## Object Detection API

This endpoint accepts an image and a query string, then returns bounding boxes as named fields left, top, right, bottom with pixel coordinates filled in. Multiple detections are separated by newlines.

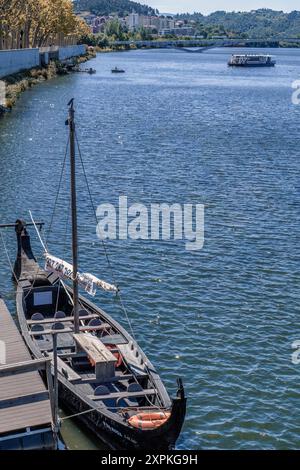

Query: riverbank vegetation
left=0, top=0, right=90, bottom=49
left=175, top=9, right=300, bottom=39
left=0, top=50, right=95, bottom=116
left=74, top=0, right=156, bottom=17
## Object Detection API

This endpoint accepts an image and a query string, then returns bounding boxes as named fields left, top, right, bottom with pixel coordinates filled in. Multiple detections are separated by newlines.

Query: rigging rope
left=46, top=136, right=69, bottom=246
left=0, top=230, right=19, bottom=285
left=74, top=131, right=136, bottom=341
left=60, top=404, right=168, bottom=422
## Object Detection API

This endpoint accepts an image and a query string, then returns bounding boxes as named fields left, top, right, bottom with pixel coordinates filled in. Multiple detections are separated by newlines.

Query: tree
left=0, top=0, right=90, bottom=50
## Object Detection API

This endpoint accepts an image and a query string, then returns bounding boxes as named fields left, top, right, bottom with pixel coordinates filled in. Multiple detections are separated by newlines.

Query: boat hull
left=59, top=380, right=186, bottom=450
left=228, top=63, right=275, bottom=67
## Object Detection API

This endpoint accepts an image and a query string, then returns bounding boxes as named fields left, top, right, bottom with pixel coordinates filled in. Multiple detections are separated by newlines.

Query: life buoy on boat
left=128, top=412, right=171, bottom=430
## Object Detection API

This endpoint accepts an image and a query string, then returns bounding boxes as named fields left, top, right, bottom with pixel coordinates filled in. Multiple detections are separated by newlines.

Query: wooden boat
left=111, top=67, right=125, bottom=74
left=12, top=101, right=186, bottom=450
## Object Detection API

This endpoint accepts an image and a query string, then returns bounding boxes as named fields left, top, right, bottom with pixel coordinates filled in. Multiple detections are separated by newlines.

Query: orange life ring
left=128, top=412, right=171, bottom=430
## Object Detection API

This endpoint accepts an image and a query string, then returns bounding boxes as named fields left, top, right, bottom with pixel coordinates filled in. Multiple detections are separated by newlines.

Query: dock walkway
left=0, top=296, right=56, bottom=449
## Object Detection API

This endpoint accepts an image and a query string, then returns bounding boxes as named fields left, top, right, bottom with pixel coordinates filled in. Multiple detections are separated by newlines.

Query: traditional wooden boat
left=12, top=101, right=186, bottom=450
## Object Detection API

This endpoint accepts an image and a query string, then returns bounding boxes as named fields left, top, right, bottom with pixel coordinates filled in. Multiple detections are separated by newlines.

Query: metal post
left=68, top=99, right=79, bottom=334
left=52, top=333, right=59, bottom=433
left=45, top=357, right=59, bottom=448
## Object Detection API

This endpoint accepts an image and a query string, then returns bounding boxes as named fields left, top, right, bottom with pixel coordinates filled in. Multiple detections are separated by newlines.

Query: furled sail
left=79, top=272, right=118, bottom=296
left=44, top=253, right=118, bottom=295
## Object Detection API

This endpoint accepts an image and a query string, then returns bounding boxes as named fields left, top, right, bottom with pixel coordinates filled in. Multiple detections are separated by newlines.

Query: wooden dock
left=0, top=296, right=57, bottom=449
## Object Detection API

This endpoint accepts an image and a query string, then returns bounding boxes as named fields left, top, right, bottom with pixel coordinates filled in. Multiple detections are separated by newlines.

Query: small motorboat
left=73, top=66, right=96, bottom=74
left=111, top=67, right=125, bottom=74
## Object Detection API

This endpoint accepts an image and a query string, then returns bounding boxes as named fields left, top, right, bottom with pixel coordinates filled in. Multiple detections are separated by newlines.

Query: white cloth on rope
left=44, top=252, right=118, bottom=296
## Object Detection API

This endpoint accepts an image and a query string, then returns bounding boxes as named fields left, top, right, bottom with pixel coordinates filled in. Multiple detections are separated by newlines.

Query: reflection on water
left=60, top=409, right=105, bottom=450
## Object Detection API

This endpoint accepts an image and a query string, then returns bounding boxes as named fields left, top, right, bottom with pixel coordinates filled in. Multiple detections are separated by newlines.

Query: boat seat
left=125, top=383, right=144, bottom=406
left=88, top=318, right=102, bottom=328
left=31, top=313, right=44, bottom=321
left=80, top=374, right=133, bottom=385
left=88, top=388, right=156, bottom=402
left=31, top=323, right=44, bottom=332
left=30, top=323, right=45, bottom=339
left=30, top=324, right=111, bottom=336
left=81, top=323, right=111, bottom=333
left=27, top=314, right=99, bottom=325
left=54, top=311, right=66, bottom=319
left=52, top=322, right=65, bottom=330
left=94, top=385, right=110, bottom=396
left=127, top=383, right=143, bottom=393
left=79, top=309, right=89, bottom=317
left=93, top=385, right=116, bottom=408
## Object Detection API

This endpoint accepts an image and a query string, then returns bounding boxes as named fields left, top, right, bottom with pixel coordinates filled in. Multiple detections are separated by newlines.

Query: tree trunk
left=24, top=20, right=31, bottom=49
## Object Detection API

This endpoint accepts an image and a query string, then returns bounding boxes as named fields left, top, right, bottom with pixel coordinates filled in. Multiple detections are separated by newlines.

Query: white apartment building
left=126, top=13, right=175, bottom=32
left=126, top=12, right=140, bottom=30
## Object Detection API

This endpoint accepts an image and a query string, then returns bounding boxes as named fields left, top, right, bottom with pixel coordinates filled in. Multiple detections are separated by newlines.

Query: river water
left=0, top=47, right=299, bottom=450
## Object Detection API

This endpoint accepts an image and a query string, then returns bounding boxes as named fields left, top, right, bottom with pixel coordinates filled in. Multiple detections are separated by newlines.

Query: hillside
left=176, top=9, right=300, bottom=38
left=74, top=0, right=157, bottom=16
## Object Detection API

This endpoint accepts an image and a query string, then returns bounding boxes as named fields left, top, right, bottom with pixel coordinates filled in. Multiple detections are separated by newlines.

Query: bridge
left=111, top=38, right=300, bottom=50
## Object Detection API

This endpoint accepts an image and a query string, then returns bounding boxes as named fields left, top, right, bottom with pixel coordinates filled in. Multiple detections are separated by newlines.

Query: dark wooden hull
left=59, top=380, right=186, bottom=450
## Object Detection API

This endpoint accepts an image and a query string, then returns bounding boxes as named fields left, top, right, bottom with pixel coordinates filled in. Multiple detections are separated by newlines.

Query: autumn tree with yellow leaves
left=0, top=0, right=89, bottom=50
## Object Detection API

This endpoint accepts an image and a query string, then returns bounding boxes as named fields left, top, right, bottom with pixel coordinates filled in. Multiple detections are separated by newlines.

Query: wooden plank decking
left=0, top=298, right=53, bottom=435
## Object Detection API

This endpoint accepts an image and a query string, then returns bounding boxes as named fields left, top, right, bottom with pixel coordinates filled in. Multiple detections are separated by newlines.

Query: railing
left=110, top=37, right=300, bottom=48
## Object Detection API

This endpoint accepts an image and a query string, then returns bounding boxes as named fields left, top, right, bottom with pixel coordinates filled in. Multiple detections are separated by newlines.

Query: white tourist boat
left=228, top=54, right=276, bottom=67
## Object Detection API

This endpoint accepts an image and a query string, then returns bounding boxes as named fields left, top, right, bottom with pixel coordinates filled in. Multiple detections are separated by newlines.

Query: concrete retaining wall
left=0, top=48, right=40, bottom=79
left=58, top=45, right=86, bottom=61
left=0, top=45, right=86, bottom=79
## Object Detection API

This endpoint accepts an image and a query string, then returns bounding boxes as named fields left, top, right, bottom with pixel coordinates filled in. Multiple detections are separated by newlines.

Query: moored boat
left=12, top=101, right=186, bottom=450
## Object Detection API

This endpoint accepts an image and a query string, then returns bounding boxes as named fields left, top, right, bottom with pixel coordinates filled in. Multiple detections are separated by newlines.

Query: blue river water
left=0, top=47, right=299, bottom=449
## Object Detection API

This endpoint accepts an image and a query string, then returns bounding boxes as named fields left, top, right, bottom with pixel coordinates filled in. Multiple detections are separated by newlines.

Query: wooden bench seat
left=27, top=314, right=99, bottom=325
left=87, top=389, right=155, bottom=401
left=80, top=374, right=133, bottom=385
left=73, top=333, right=117, bottom=381
left=30, top=324, right=111, bottom=336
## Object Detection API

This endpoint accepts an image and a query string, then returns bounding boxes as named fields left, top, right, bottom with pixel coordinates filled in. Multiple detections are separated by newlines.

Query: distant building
left=160, top=27, right=196, bottom=37
left=126, top=13, right=175, bottom=33
left=91, top=16, right=108, bottom=34
left=126, top=12, right=140, bottom=30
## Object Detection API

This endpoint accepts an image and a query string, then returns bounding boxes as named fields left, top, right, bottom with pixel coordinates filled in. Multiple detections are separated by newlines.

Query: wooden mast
left=68, top=99, right=80, bottom=334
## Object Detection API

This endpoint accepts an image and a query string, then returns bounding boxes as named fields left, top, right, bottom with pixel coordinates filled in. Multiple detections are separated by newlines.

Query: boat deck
left=0, top=297, right=53, bottom=436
